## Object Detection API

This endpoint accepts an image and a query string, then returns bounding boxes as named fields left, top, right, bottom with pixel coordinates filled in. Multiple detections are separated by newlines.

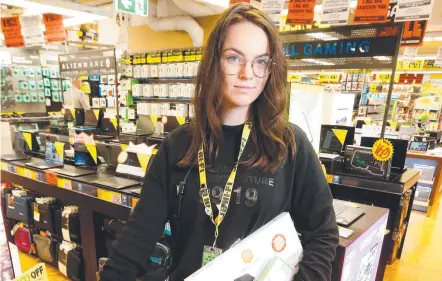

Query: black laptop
left=50, top=165, right=96, bottom=177
left=25, top=142, right=63, bottom=170
left=92, top=177, right=139, bottom=189
left=1, top=153, right=31, bottom=161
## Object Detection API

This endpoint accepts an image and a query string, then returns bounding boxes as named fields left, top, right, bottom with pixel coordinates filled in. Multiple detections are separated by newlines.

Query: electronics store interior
left=1, top=1, right=442, bottom=281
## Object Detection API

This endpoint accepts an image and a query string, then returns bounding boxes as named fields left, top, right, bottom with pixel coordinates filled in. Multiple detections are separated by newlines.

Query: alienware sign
left=284, top=37, right=398, bottom=59
left=60, top=57, right=115, bottom=71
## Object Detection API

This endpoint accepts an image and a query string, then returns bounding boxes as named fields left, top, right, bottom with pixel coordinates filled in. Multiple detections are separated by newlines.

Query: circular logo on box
left=272, top=234, right=286, bottom=252
left=241, top=249, right=253, bottom=263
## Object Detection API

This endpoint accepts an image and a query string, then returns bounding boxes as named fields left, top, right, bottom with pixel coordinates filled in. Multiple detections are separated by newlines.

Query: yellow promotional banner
left=23, top=132, right=33, bottom=150
left=319, top=74, right=340, bottom=83
left=16, top=167, right=24, bottom=176
left=332, top=129, right=348, bottom=145
left=85, top=144, right=98, bottom=164
left=93, top=109, right=100, bottom=120
left=137, top=153, right=151, bottom=173
left=389, top=121, right=398, bottom=131
left=152, top=148, right=159, bottom=155
left=176, top=116, right=186, bottom=126
left=150, top=115, right=158, bottom=127
left=287, top=74, right=302, bottom=82
left=54, top=142, right=64, bottom=159
left=13, top=262, right=48, bottom=281
left=110, top=118, right=118, bottom=128
left=69, top=109, right=76, bottom=119
left=57, top=178, right=72, bottom=189
left=120, top=144, right=128, bottom=151
left=396, top=60, right=424, bottom=71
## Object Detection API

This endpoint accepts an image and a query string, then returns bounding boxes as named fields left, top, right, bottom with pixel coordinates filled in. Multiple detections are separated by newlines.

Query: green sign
left=115, top=0, right=148, bottom=16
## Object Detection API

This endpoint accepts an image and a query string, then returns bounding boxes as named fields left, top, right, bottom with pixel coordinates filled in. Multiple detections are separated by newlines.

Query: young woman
left=101, top=4, right=338, bottom=281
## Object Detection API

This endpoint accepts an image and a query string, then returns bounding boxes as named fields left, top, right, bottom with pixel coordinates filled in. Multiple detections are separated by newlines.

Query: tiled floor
left=384, top=199, right=442, bottom=281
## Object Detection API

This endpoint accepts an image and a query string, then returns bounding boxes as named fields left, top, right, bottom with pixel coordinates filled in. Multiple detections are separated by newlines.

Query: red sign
left=354, top=0, right=390, bottom=23
left=287, top=0, right=317, bottom=25
left=401, top=20, right=427, bottom=47
left=229, top=0, right=251, bottom=4
left=0, top=17, right=25, bottom=47
left=43, top=13, right=66, bottom=43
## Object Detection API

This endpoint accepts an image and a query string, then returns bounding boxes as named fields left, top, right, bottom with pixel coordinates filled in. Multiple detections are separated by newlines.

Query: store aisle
left=384, top=199, right=442, bottom=281
left=19, top=252, right=69, bottom=281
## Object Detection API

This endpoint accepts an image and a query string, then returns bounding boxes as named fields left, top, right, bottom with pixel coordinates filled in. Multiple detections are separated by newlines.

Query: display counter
left=328, top=169, right=419, bottom=281
left=1, top=158, right=395, bottom=281
left=332, top=203, right=389, bottom=281
left=406, top=148, right=442, bottom=215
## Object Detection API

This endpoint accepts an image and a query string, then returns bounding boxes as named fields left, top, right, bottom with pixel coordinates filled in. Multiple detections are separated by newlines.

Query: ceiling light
left=306, top=32, right=338, bottom=41
left=301, top=58, right=335, bottom=66
left=0, top=0, right=108, bottom=21
left=63, top=17, right=96, bottom=27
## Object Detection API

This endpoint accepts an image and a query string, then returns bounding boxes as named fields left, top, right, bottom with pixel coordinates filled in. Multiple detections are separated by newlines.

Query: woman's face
left=221, top=21, right=270, bottom=110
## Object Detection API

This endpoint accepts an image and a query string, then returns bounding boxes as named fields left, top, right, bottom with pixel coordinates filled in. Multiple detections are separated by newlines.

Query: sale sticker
left=354, top=0, right=390, bottom=24
left=372, top=139, right=394, bottom=162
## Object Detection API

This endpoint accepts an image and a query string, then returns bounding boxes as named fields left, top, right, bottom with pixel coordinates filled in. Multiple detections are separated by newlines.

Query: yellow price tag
left=397, top=60, right=424, bottom=71
left=326, top=174, right=333, bottom=184
left=16, top=167, right=24, bottom=176
left=24, top=169, right=36, bottom=180
left=97, top=189, right=122, bottom=204
left=372, top=139, right=394, bottom=162
left=1, top=162, right=8, bottom=170
left=287, top=74, right=302, bottom=82
left=57, top=178, right=72, bottom=189
left=379, top=74, right=391, bottom=83
left=319, top=74, right=340, bottom=83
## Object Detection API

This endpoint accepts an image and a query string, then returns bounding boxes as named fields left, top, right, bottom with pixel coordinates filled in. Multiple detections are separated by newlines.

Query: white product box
left=177, top=83, right=184, bottom=98
left=132, top=84, right=142, bottom=97
left=150, top=64, right=159, bottom=78
left=189, top=104, right=195, bottom=118
left=119, top=80, right=132, bottom=91
left=106, top=96, right=116, bottom=108
left=169, top=84, right=177, bottom=98
left=137, top=103, right=145, bottom=115
left=193, top=61, right=200, bottom=77
left=186, top=84, right=193, bottom=98
left=186, top=212, right=303, bottom=281
left=183, top=63, right=189, bottom=78
left=134, top=65, right=142, bottom=78
left=170, top=63, right=177, bottom=78
left=128, top=108, right=136, bottom=120
left=160, top=84, right=169, bottom=98
left=166, top=64, right=171, bottom=78
left=100, top=75, right=107, bottom=84
left=159, top=64, right=167, bottom=78
left=151, top=104, right=161, bottom=116
left=177, top=103, right=189, bottom=116
left=107, top=75, right=116, bottom=85
left=99, top=98, right=107, bottom=108
left=92, top=98, right=100, bottom=108
left=143, top=84, right=154, bottom=97
left=142, top=65, right=150, bottom=78
left=160, top=103, right=169, bottom=115
left=153, top=85, right=160, bottom=97
left=122, top=122, right=136, bottom=133
left=186, top=62, right=194, bottom=77
left=177, top=63, right=184, bottom=78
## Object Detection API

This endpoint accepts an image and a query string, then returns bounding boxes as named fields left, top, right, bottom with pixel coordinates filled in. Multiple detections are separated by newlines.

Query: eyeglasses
left=221, top=55, right=274, bottom=78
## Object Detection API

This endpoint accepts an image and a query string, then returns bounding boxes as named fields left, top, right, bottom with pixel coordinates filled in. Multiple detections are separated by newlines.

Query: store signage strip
left=60, top=57, right=116, bottom=72
left=283, top=37, right=397, bottom=59
left=321, top=0, right=351, bottom=25
left=354, top=0, right=390, bottom=24
left=395, top=0, right=434, bottom=22
left=43, top=13, right=67, bottom=43
left=286, top=0, right=317, bottom=25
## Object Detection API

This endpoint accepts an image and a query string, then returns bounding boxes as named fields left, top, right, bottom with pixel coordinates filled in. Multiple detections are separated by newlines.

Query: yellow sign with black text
left=319, top=74, right=340, bottom=83
left=397, top=60, right=424, bottom=71
left=13, top=263, right=48, bottom=281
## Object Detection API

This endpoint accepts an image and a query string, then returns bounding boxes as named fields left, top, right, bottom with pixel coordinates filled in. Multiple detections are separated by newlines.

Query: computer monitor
left=360, top=137, right=408, bottom=172
left=73, top=143, right=97, bottom=167
left=84, top=109, right=103, bottom=127
left=45, top=141, right=64, bottom=165
left=137, top=115, right=155, bottom=134
left=319, top=125, right=355, bottom=154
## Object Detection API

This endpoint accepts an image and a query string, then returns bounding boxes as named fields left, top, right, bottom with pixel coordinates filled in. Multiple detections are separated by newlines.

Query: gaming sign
left=283, top=37, right=397, bottom=59
left=60, top=57, right=116, bottom=71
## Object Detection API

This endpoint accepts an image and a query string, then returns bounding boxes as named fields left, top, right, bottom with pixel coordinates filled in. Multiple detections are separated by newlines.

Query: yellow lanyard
left=198, top=122, right=252, bottom=247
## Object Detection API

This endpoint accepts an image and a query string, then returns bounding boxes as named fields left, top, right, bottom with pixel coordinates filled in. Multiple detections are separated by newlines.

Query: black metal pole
left=380, top=23, right=404, bottom=138
left=113, top=48, right=121, bottom=139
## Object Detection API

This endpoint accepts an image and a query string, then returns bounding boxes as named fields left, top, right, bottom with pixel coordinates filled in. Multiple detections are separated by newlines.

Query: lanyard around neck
left=198, top=122, right=252, bottom=247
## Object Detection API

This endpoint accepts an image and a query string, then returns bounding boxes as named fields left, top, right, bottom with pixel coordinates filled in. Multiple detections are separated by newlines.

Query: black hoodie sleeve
left=100, top=140, right=170, bottom=281
left=291, top=127, right=339, bottom=281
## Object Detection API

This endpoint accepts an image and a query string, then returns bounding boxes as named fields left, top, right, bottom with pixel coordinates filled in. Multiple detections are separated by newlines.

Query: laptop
left=319, top=125, right=355, bottom=158
left=122, top=115, right=155, bottom=136
left=73, top=109, right=103, bottom=130
left=25, top=142, right=63, bottom=170
left=91, top=177, right=139, bottom=189
left=333, top=199, right=365, bottom=226
left=1, top=153, right=31, bottom=161
left=50, top=165, right=96, bottom=177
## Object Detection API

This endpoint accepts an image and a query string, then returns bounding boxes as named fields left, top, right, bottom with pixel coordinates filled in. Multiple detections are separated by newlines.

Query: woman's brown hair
left=178, top=3, right=295, bottom=173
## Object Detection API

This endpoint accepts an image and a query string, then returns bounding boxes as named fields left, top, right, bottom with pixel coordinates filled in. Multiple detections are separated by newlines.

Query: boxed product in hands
left=186, top=212, right=303, bottom=281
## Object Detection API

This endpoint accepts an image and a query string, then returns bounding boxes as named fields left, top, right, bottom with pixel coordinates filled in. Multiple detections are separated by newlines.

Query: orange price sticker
left=372, top=139, right=394, bottom=162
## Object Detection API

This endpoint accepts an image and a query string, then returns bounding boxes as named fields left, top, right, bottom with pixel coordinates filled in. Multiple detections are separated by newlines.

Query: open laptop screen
left=45, top=142, right=64, bottom=165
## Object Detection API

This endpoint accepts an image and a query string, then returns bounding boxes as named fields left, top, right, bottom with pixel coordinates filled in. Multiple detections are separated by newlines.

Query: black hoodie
left=100, top=123, right=339, bottom=281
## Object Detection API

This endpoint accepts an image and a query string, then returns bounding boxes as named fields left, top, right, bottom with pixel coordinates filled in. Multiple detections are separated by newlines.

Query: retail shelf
left=136, top=78, right=197, bottom=83
left=133, top=97, right=193, bottom=103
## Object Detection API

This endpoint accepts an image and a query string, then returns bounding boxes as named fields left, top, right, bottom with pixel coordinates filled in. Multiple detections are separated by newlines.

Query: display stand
left=281, top=23, right=403, bottom=140
left=58, top=48, right=120, bottom=137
